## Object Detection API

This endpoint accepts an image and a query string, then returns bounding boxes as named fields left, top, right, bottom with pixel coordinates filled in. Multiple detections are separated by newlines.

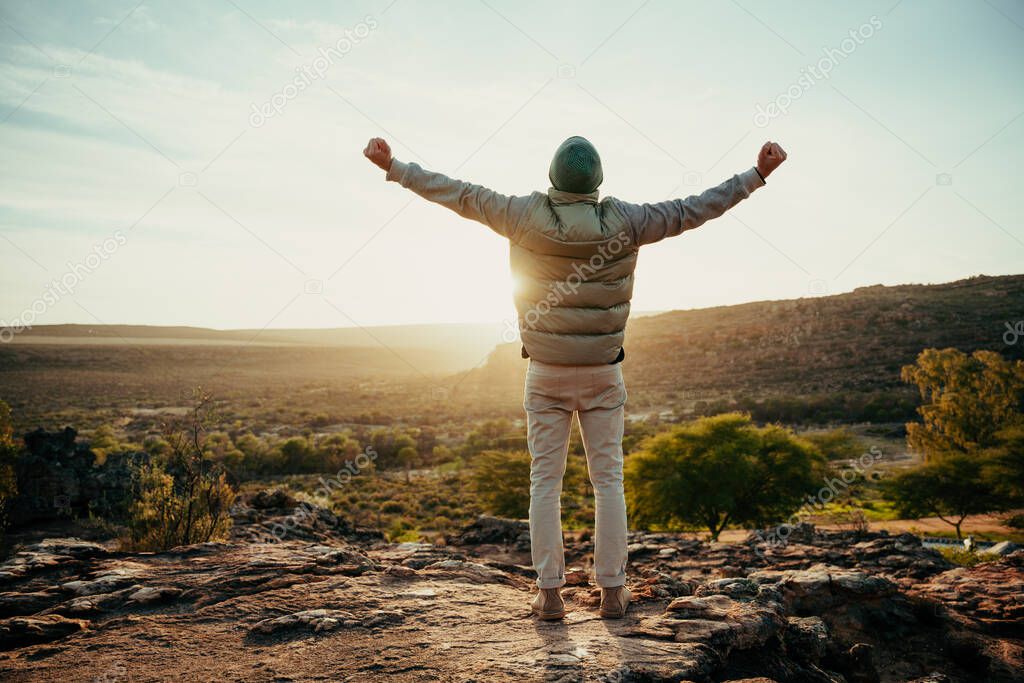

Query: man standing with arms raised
left=364, top=135, right=787, bottom=619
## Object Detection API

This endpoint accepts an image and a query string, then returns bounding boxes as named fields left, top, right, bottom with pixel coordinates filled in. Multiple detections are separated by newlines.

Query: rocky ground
left=0, top=492, right=1021, bottom=682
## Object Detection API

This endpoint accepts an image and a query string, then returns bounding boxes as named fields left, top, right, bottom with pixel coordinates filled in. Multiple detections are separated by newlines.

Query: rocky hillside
left=466, top=274, right=1024, bottom=410
left=0, top=493, right=1020, bottom=682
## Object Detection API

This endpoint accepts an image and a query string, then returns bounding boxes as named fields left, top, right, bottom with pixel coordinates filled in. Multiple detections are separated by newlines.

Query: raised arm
left=611, top=141, right=787, bottom=247
left=363, top=137, right=533, bottom=239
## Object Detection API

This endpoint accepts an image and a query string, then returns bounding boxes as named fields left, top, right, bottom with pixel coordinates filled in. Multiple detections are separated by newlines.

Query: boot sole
left=599, top=608, right=626, bottom=619
left=532, top=608, right=566, bottom=620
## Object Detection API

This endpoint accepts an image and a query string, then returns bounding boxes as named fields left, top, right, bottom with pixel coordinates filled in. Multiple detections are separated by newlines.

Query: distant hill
left=12, top=322, right=506, bottom=374
left=463, top=274, right=1024, bottom=415
left=4, top=274, right=1021, bottom=427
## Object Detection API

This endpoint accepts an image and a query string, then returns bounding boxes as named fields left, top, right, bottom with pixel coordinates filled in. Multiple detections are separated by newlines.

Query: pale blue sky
left=1, top=0, right=1022, bottom=332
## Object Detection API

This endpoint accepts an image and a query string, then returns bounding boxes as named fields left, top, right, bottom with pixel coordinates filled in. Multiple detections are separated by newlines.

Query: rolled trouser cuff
left=536, top=576, right=566, bottom=589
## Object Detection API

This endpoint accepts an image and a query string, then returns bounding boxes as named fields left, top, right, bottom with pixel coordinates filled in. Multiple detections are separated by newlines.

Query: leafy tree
left=369, top=429, right=417, bottom=470
left=883, top=453, right=1007, bottom=539
left=901, top=349, right=1024, bottom=461
left=430, top=444, right=454, bottom=466
left=471, top=450, right=532, bottom=518
left=280, top=437, right=316, bottom=473
left=982, top=425, right=1024, bottom=505
left=622, top=419, right=659, bottom=455
left=397, top=445, right=418, bottom=483
left=461, top=420, right=519, bottom=458
left=234, top=432, right=281, bottom=475
left=234, top=432, right=262, bottom=459
left=414, top=426, right=438, bottom=460
left=625, top=413, right=827, bottom=540
left=471, top=450, right=589, bottom=520
left=885, top=349, right=1023, bottom=535
left=318, top=433, right=362, bottom=471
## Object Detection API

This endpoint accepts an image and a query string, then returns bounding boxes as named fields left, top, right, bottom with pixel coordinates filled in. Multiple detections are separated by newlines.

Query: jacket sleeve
left=611, top=168, right=765, bottom=247
left=386, top=159, right=533, bottom=239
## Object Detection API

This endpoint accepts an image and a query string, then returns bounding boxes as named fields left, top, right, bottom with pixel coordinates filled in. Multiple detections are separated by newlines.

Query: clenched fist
left=757, top=141, right=787, bottom=179
left=364, top=137, right=392, bottom=171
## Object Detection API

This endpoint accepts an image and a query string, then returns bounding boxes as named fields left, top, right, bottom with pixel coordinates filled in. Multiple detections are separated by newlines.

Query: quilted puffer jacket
left=385, top=159, right=764, bottom=365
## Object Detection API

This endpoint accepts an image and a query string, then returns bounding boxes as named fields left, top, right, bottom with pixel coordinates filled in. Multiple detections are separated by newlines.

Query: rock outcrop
left=557, top=526, right=955, bottom=584
left=229, top=489, right=385, bottom=546
left=449, top=514, right=531, bottom=550
left=8, top=428, right=147, bottom=527
left=0, top=511, right=1020, bottom=682
left=910, top=550, right=1024, bottom=637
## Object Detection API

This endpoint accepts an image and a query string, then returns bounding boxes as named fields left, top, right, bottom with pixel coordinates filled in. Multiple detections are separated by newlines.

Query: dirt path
left=702, top=513, right=1021, bottom=544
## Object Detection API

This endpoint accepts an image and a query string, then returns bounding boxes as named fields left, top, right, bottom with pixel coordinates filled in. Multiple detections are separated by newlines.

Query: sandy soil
left=675, top=512, right=1022, bottom=544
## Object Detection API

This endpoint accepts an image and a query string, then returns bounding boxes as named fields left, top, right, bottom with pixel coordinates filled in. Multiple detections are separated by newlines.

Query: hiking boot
left=599, top=585, right=631, bottom=619
left=531, top=587, right=565, bottom=620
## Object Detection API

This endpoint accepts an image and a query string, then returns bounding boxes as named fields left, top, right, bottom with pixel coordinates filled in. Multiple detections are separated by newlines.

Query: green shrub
left=937, top=547, right=1000, bottom=567
left=471, top=450, right=531, bottom=518
left=123, top=462, right=234, bottom=551
left=88, top=424, right=121, bottom=465
left=122, top=392, right=235, bottom=551
left=1006, top=513, right=1024, bottom=530
left=469, top=449, right=589, bottom=522
left=386, top=518, right=420, bottom=543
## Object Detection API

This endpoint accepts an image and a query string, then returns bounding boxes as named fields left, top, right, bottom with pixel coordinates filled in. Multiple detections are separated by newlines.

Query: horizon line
left=10, top=272, right=1019, bottom=334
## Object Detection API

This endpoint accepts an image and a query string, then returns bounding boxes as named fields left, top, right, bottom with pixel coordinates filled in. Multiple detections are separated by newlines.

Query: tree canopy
left=883, top=453, right=1006, bottom=539
left=901, top=348, right=1024, bottom=460
left=471, top=450, right=589, bottom=521
left=983, top=425, right=1024, bottom=505
left=885, top=349, right=1024, bottom=536
left=625, top=413, right=828, bottom=540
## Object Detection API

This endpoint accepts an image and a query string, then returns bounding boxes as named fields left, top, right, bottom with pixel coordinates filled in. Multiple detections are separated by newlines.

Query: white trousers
left=524, top=359, right=628, bottom=589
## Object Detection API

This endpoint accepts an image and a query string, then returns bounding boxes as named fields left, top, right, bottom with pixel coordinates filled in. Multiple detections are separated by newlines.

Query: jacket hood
left=547, top=187, right=600, bottom=205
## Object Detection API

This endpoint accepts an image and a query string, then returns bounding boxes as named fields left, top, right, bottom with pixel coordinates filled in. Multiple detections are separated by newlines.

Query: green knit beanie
left=548, top=136, right=603, bottom=194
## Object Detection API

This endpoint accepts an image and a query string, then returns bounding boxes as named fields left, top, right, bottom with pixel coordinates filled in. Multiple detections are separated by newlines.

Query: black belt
left=521, top=345, right=625, bottom=364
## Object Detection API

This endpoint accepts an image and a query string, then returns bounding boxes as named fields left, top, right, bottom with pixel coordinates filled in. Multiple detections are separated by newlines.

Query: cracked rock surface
left=0, top=510, right=1021, bottom=682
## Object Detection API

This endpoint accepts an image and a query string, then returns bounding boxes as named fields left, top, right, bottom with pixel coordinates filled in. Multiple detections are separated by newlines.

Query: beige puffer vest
left=511, top=189, right=637, bottom=366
